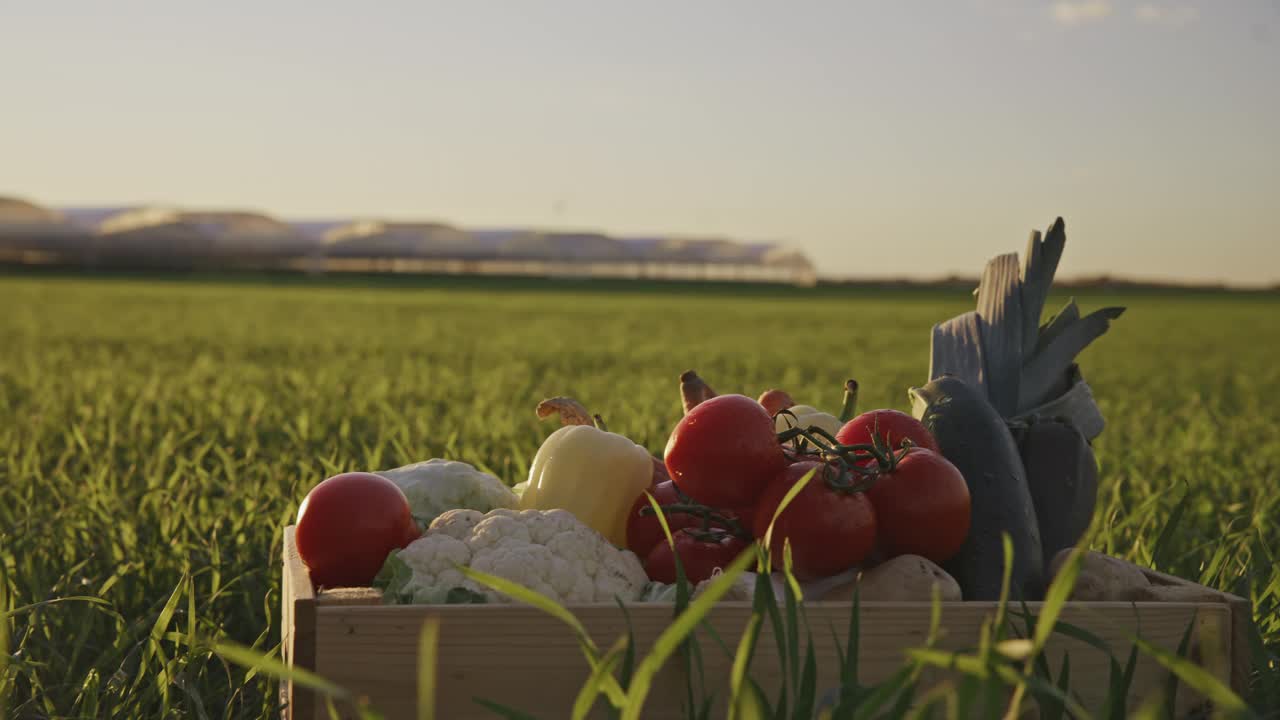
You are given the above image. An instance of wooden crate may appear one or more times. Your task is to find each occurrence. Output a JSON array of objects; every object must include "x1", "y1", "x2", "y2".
[{"x1": 280, "y1": 526, "x2": 1251, "y2": 719}]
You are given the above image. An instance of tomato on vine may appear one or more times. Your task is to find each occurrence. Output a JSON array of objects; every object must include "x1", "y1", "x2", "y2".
[
  {"x1": 836, "y1": 409, "x2": 940, "y2": 454},
  {"x1": 752, "y1": 460, "x2": 878, "y2": 581},
  {"x1": 624, "y1": 480, "x2": 746, "y2": 557},
  {"x1": 663, "y1": 394, "x2": 788, "y2": 508},
  {"x1": 865, "y1": 447, "x2": 970, "y2": 564},
  {"x1": 643, "y1": 528, "x2": 750, "y2": 584}
]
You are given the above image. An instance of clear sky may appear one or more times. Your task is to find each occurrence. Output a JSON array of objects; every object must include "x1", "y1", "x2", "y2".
[{"x1": 3, "y1": 1, "x2": 1278, "y2": 285}]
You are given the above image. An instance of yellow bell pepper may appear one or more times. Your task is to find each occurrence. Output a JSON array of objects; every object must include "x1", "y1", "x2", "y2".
[{"x1": 519, "y1": 424, "x2": 653, "y2": 546}]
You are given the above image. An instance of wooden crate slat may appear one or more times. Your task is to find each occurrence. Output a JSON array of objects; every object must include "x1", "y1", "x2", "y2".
[
  {"x1": 280, "y1": 525, "x2": 1245, "y2": 720},
  {"x1": 306, "y1": 601, "x2": 1228, "y2": 720}
]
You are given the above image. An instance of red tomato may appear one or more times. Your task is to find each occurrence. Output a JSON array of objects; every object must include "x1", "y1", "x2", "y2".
[
  {"x1": 295, "y1": 472, "x2": 418, "y2": 588},
  {"x1": 866, "y1": 448, "x2": 970, "y2": 564},
  {"x1": 664, "y1": 394, "x2": 788, "y2": 508},
  {"x1": 643, "y1": 529, "x2": 750, "y2": 584},
  {"x1": 752, "y1": 461, "x2": 877, "y2": 581},
  {"x1": 836, "y1": 409, "x2": 940, "y2": 454},
  {"x1": 625, "y1": 480, "x2": 700, "y2": 555},
  {"x1": 625, "y1": 480, "x2": 750, "y2": 557}
]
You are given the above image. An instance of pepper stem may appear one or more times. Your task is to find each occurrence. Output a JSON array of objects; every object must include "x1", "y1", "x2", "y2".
[
  {"x1": 839, "y1": 379, "x2": 859, "y2": 423},
  {"x1": 535, "y1": 397, "x2": 594, "y2": 426},
  {"x1": 679, "y1": 370, "x2": 717, "y2": 414}
]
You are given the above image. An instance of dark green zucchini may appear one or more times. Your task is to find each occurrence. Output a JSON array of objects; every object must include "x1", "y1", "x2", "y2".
[
  {"x1": 1014, "y1": 417, "x2": 1098, "y2": 571},
  {"x1": 911, "y1": 375, "x2": 1045, "y2": 601}
]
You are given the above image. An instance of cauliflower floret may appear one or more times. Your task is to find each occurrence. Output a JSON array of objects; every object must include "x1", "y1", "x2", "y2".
[
  {"x1": 377, "y1": 459, "x2": 519, "y2": 527},
  {"x1": 387, "y1": 507, "x2": 650, "y2": 605},
  {"x1": 427, "y1": 509, "x2": 488, "y2": 540}
]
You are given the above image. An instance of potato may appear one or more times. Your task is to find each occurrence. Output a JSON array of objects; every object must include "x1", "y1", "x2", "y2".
[
  {"x1": 1124, "y1": 584, "x2": 1227, "y2": 604},
  {"x1": 1048, "y1": 549, "x2": 1150, "y2": 601},
  {"x1": 821, "y1": 555, "x2": 962, "y2": 603}
]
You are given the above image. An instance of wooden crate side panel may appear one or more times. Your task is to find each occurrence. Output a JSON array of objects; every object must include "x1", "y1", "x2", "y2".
[
  {"x1": 311, "y1": 601, "x2": 1231, "y2": 720},
  {"x1": 1138, "y1": 564, "x2": 1255, "y2": 696},
  {"x1": 282, "y1": 526, "x2": 317, "y2": 720}
]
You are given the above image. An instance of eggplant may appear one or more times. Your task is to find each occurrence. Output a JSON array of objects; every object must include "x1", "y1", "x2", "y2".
[
  {"x1": 911, "y1": 375, "x2": 1045, "y2": 601},
  {"x1": 1014, "y1": 416, "x2": 1099, "y2": 571}
]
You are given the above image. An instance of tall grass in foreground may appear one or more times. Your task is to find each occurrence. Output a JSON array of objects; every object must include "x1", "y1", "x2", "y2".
[{"x1": 1, "y1": 274, "x2": 1278, "y2": 717}]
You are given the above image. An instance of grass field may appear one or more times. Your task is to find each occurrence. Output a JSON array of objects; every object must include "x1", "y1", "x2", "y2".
[{"x1": 1, "y1": 271, "x2": 1278, "y2": 718}]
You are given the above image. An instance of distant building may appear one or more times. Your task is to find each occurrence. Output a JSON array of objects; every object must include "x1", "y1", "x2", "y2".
[
  {"x1": 647, "y1": 237, "x2": 759, "y2": 264},
  {"x1": 323, "y1": 221, "x2": 476, "y2": 259},
  {"x1": 288, "y1": 220, "x2": 353, "y2": 245},
  {"x1": 497, "y1": 232, "x2": 630, "y2": 262},
  {"x1": 0, "y1": 196, "x2": 61, "y2": 226},
  {"x1": 59, "y1": 206, "x2": 145, "y2": 233},
  {"x1": 618, "y1": 235, "x2": 816, "y2": 284},
  {"x1": 5, "y1": 195, "x2": 819, "y2": 285},
  {"x1": 0, "y1": 197, "x2": 89, "y2": 260},
  {"x1": 56, "y1": 207, "x2": 310, "y2": 265}
]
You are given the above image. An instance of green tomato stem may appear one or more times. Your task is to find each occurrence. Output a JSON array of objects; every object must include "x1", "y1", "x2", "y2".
[{"x1": 638, "y1": 502, "x2": 753, "y2": 540}]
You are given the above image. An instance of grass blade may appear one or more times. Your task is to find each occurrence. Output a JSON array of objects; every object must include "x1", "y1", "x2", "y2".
[
  {"x1": 0, "y1": 595, "x2": 113, "y2": 619},
  {"x1": 615, "y1": 599, "x2": 638, "y2": 692},
  {"x1": 1020, "y1": 599, "x2": 1053, "y2": 671},
  {"x1": 458, "y1": 566, "x2": 595, "y2": 652},
  {"x1": 753, "y1": 555, "x2": 790, "y2": 709},
  {"x1": 0, "y1": 574, "x2": 8, "y2": 720},
  {"x1": 793, "y1": 635, "x2": 817, "y2": 720},
  {"x1": 1149, "y1": 484, "x2": 1191, "y2": 572},
  {"x1": 621, "y1": 544, "x2": 757, "y2": 720},
  {"x1": 884, "y1": 675, "x2": 919, "y2": 720},
  {"x1": 643, "y1": 489, "x2": 706, "y2": 719},
  {"x1": 754, "y1": 468, "x2": 816, "y2": 717},
  {"x1": 1161, "y1": 618, "x2": 1197, "y2": 720},
  {"x1": 1132, "y1": 636, "x2": 1249, "y2": 716},
  {"x1": 151, "y1": 574, "x2": 187, "y2": 646},
  {"x1": 850, "y1": 665, "x2": 917, "y2": 720},
  {"x1": 572, "y1": 637, "x2": 627, "y2": 720},
  {"x1": 745, "y1": 678, "x2": 776, "y2": 720},
  {"x1": 458, "y1": 566, "x2": 627, "y2": 708},
  {"x1": 993, "y1": 533, "x2": 1014, "y2": 636},
  {"x1": 1034, "y1": 544, "x2": 1084, "y2": 654},
  {"x1": 212, "y1": 639, "x2": 348, "y2": 699},
  {"x1": 729, "y1": 612, "x2": 764, "y2": 720},
  {"x1": 1106, "y1": 642, "x2": 1139, "y2": 720},
  {"x1": 783, "y1": 542, "x2": 802, "y2": 710},
  {"x1": 761, "y1": 468, "x2": 818, "y2": 573},
  {"x1": 846, "y1": 585, "x2": 861, "y2": 686},
  {"x1": 417, "y1": 617, "x2": 440, "y2": 720},
  {"x1": 472, "y1": 697, "x2": 545, "y2": 720},
  {"x1": 1042, "y1": 652, "x2": 1070, "y2": 720}
]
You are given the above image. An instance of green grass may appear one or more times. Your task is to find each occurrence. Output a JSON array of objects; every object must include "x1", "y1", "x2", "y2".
[{"x1": 0, "y1": 272, "x2": 1277, "y2": 718}]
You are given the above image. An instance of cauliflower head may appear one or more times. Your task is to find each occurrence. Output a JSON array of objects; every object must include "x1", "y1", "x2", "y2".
[
  {"x1": 376, "y1": 459, "x2": 518, "y2": 527},
  {"x1": 384, "y1": 508, "x2": 650, "y2": 605}
]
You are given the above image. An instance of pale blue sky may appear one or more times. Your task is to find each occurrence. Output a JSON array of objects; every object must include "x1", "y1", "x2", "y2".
[{"x1": 3, "y1": 1, "x2": 1278, "y2": 285}]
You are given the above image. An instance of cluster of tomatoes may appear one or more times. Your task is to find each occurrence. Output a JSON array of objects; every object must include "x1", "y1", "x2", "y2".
[{"x1": 625, "y1": 393, "x2": 972, "y2": 584}]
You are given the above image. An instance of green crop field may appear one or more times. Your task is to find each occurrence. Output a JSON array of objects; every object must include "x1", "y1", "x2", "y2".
[{"x1": 1, "y1": 271, "x2": 1278, "y2": 718}]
